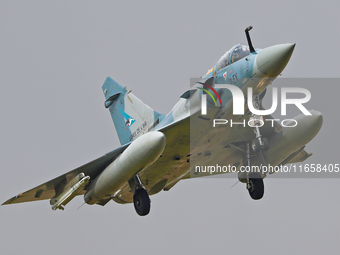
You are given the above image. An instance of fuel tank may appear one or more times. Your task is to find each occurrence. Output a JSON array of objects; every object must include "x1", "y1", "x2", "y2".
[
  {"x1": 84, "y1": 131, "x2": 166, "y2": 204},
  {"x1": 263, "y1": 110, "x2": 323, "y2": 166}
]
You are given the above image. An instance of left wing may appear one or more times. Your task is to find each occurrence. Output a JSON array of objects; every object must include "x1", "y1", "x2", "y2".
[{"x1": 2, "y1": 144, "x2": 129, "y2": 205}]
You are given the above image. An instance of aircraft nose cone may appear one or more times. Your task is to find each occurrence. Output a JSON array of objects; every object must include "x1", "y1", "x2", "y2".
[{"x1": 255, "y1": 43, "x2": 296, "y2": 77}]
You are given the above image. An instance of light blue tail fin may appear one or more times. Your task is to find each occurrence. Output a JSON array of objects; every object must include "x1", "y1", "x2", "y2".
[{"x1": 102, "y1": 77, "x2": 165, "y2": 145}]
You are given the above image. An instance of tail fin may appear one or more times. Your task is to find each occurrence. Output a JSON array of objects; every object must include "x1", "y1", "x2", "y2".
[{"x1": 102, "y1": 77, "x2": 165, "y2": 145}]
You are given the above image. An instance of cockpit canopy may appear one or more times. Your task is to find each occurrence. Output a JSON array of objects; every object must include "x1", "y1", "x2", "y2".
[{"x1": 217, "y1": 44, "x2": 250, "y2": 71}]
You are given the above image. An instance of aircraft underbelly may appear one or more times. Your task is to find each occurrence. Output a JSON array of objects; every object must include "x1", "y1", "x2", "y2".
[
  {"x1": 112, "y1": 110, "x2": 270, "y2": 203},
  {"x1": 111, "y1": 103, "x2": 320, "y2": 204}
]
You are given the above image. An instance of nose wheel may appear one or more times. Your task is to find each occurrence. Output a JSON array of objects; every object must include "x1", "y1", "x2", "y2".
[
  {"x1": 246, "y1": 173, "x2": 264, "y2": 200},
  {"x1": 243, "y1": 146, "x2": 265, "y2": 200}
]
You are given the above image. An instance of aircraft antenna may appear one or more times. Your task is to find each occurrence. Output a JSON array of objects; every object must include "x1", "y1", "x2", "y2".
[
  {"x1": 245, "y1": 26, "x2": 255, "y2": 53},
  {"x1": 231, "y1": 180, "x2": 240, "y2": 189},
  {"x1": 76, "y1": 201, "x2": 86, "y2": 210}
]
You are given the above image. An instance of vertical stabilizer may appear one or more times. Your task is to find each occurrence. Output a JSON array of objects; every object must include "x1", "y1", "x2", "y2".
[{"x1": 102, "y1": 77, "x2": 164, "y2": 145}]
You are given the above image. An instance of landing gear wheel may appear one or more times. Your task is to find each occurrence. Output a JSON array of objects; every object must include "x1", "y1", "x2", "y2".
[
  {"x1": 133, "y1": 188, "x2": 150, "y2": 216},
  {"x1": 262, "y1": 137, "x2": 269, "y2": 151},
  {"x1": 251, "y1": 139, "x2": 261, "y2": 152},
  {"x1": 247, "y1": 173, "x2": 264, "y2": 200}
]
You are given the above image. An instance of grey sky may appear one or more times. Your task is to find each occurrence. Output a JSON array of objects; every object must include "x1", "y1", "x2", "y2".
[{"x1": 1, "y1": 1, "x2": 339, "y2": 254}]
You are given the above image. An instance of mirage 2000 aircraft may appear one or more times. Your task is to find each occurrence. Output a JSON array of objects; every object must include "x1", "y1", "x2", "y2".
[{"x1": 3, "y1": 27, "x2": 322, "y2": 216}]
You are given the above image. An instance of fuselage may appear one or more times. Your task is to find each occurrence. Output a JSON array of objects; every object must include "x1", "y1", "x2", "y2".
[
  {"x1": 155, "y1": 43, "x2": 296, "y2": 131},
  {"x1": 86, "y1": 42, "x2": 322, "y2": 205}
]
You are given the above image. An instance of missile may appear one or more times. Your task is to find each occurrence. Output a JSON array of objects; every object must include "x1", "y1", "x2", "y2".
[
  {"x1": 84, "y1": 131, "x2": 166, "y2": 204},
  {"x1": 50, "y1": 173, "x2": 90, "y2": 211}
]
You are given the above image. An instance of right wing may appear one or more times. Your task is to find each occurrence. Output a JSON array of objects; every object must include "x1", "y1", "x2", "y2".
[{"x1": 2, "y1": 144, "x2": 129, "y2": 205}]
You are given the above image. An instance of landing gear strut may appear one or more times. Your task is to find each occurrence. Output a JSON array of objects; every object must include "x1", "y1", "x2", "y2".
[
  {"x1": 241, "y1": 115, "x2": 267, "y2": 200},
  {"x1": 248, "y1": 114, "x2": 269, "y2": 168},
  {"x1": 249, "y1": 115, "x2": 269, "y2": 153},
  {"x1": 241, "y1": 100, "x2": 267, "y2": 199},
  {"x1": 130, "y1": 175, "x2": 150, "y2": 216}
]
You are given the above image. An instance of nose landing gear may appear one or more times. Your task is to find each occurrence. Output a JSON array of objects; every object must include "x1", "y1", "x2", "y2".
[{"x1": 241, "y1": 114, "x2": 268, "y2": 200}]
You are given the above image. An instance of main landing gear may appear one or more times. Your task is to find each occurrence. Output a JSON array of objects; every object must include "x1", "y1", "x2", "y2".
[
  {"x1": 130, "y1": 175, "x2": 150, "y2": 216},
  {"x1": 133, "y1": 188, "x2": 150, "y2": 216}
]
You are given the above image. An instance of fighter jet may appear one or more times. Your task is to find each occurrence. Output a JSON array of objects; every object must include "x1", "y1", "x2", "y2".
[{"x1": 2, "y1": 26, "x2": 322, "y2": 216}]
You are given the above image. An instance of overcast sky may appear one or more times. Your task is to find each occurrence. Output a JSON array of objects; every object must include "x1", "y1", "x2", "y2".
[{"x1": 1, "y1": 1, "x2": 339, "y2": 254}]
